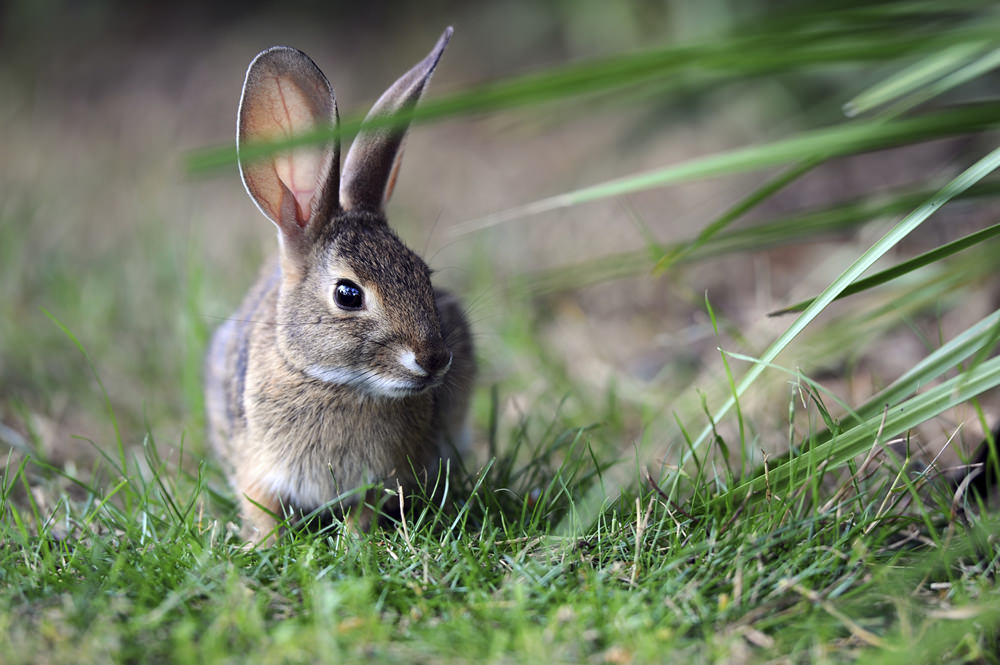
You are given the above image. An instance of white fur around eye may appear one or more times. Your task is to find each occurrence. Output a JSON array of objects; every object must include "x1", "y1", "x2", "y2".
[{"x1": 398, "y1": 349, "x2": 428, "y2": 377}]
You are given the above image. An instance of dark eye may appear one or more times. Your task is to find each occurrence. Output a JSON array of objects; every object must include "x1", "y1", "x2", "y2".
[{"x1": 333, "y1": 280, "x2": 364, "y2": 310}]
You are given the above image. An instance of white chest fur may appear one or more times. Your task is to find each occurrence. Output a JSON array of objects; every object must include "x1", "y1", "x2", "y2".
[{"x1": 244, "y1": 382, "x2": 434, "y2": 513}]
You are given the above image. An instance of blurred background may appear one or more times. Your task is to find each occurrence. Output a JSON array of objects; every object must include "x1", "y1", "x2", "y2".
[{"x1": 2, "y1": 0, "x2": 999, "y2": 487}]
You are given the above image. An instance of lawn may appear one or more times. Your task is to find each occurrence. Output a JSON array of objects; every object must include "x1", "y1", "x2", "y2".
[{"x1": 2, "y1": 1, "x2": 999, "y2": 663}]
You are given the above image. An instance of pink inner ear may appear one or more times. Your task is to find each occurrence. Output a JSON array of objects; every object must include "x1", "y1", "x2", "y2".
[
  {"x1": 273, "y1": 145, "x2": 323, "y2": 226},
  {"x1": 256, "y1": 75, "x2": 326, "y2": 228}
]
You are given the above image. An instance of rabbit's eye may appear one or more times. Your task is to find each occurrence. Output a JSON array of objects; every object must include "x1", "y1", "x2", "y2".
[{"x1": 333, "y1": 280, "x2": 365, "y2": 310}]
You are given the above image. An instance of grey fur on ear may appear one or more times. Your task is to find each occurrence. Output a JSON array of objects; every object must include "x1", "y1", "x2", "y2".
[
  {"x1": 238, "y1": 46, "x2": 341, "y2": 236},
  {"x1": 340, "y1": 27, "x2": 452, "y2": 212}
]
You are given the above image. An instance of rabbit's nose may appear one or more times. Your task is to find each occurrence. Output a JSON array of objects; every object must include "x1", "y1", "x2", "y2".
[{"x1": 417, "y1": 347, "x2": 453, "y2": 376}]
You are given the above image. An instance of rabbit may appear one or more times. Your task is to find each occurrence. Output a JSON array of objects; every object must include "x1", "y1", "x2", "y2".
[{"x1": 204, "y1": 27, "x2": 475, "y2": 543}]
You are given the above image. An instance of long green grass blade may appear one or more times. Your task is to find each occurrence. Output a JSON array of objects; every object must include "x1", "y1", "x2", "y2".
[
  {"x1": 883, "y1": 47, "x2": 1000, "y2": 116},
  {"x1": 719, "y1": 353, "x2": 1000, "y2": 502},
  {"x1": 770, "y1": 221, "x2": 1000, "y2": 315},
  {"x1": 675, "y1": 144, "x2": 1000, "y2": 472},
  {"x1": 519, "y1": 181, "x2": 1000, "y2": 296},
  {"x1": 452, "y1": 103, "x2": 1000, "y2": 234},
  {"x1": 653, "y1": 159, "x2": 822, "y2": 273},
  {"x1": 188, "y1": 10, "x2": 1000, "y2": 173},
  {"x1": 844, "y1": 40, "x2": 989, "y2": 116},
  {"x1": 688, "y1": 181, "x2": 1000, "y2": 256},
  {"x1": 734, "y1": 306, "x2": 1000, "y2": 467},
  {"x1": 852, "y1": 310, "x2": 1000, "y2": 424}
]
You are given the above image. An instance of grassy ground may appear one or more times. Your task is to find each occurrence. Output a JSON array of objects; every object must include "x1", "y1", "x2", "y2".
[
  {"x1": 2, "y1": 392, "x2": 998, "y2": 663},
  {"x1": 3, "y1": 2, "x2": 1000, "y2": 663}
]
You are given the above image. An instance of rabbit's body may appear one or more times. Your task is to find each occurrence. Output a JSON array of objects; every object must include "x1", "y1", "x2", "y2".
[{"x1": 205, "y1": 29, "x2": 474, "y2": 541}]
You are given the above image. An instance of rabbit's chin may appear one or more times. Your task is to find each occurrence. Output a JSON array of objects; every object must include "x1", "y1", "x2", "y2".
[{"x1": 304, "y1": 364, "x2": 442, "y2": 399}]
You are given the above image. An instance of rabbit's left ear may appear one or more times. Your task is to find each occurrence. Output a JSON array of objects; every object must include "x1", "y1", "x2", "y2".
[
  {"x1": 238, "y1": 47, "x2": 340, "y2": 239},
  {"x1": 340, "y1": 27, "x2": 452, "y2": 212}
]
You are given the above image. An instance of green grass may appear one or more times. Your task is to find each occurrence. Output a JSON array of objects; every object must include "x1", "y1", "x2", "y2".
[
  {"x1": 2, "y1": 400, "x2": 998, "y2": 663},
  {"x1": 4, "y1": 1, "x2": 1000, "y2": 663}
]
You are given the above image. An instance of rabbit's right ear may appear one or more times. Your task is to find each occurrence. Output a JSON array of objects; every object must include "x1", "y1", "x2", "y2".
[
  {"x1": 238, "y1": 47, "x2": 340, "y2": 245},
  {"x1": 340, "y1": 28, "x2": 452, "y2": 212}
]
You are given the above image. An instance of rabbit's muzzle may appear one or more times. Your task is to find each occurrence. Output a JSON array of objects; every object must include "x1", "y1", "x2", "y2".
[{"x1": 397, "y1": 346, "x2": 453, "y2": 392}]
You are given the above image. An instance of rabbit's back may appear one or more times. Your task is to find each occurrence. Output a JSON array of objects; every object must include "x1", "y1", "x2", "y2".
[{"x1": 204, "y1": 261, "x2": 281, "y2": 469}]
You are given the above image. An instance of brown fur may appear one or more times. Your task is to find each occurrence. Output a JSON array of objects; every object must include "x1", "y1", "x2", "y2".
[{"x1": 205, "y1": 28, "x2": 474, "y2": 542}]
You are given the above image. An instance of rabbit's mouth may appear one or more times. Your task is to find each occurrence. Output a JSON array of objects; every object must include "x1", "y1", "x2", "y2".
[{"x1": 303, "y1": 359, "x2": 449, "y2": 399}]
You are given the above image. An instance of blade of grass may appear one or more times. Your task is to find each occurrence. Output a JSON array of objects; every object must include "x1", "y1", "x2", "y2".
[
  {"x1": 853, "y1": 309, "x2": 1000, "y2": 424},
  {"x1": 883, "y1": 47, "x2": 1000, "y2": 117},
  {"x1": 688, "y1": 181, "x2": 1000, "y2": 257},
  {"x1": 717, "y1": 353, "x2": 1000, "y2": 503},
  {"x1": 188, "y1": 12, "x2": 1000, "y2": 173},
  {"x1": 769, "y1": 220, "x2": 1000, "y2": 315},
  {"x1": 654, "y1": 159, "x2": 822, "y2": 273},
  {"x1": 844, "y1": 40, "x2": 989, "y2": 116},
  {"x1": 451, "y1": 103, "x2": 1000, "y2": 234},
  {"x1": 519, "y1": 181, "x2": 1000, "y2": 296},
  {"x1": 674, "y1": 144, "x2": 1000, "y2": 476},
  {"x1": 735, "y1": 306, "x2": 999, "y2": 478}
]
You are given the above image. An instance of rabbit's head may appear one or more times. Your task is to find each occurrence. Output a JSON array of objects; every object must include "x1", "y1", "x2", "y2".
[{"x1": 237, "y1": 29, "x2": 454, "y2": 398}]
